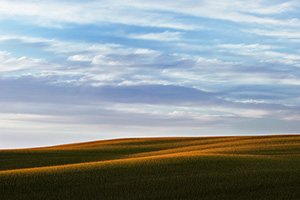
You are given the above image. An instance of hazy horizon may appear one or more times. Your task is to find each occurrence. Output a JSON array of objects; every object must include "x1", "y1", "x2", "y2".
[{"x1": 1, "y1": 0, "x2": 300, "y2": 148}]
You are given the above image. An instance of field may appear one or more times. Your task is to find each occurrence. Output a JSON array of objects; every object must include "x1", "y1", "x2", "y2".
[{"x1": 1, "y1": 135, "x2": 300, "y2": 200}]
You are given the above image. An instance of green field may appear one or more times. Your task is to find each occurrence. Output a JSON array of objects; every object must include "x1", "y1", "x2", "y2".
[{"x1": 1, "y1": 135, "x2": 300, "y2": 200}]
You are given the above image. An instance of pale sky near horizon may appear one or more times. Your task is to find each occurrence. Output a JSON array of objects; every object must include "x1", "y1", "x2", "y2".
[{"x1": 1, "y1": 0, "x2": 300, "y2": 148}]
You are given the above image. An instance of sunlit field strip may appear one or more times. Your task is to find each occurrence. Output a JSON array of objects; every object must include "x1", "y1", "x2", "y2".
[{"x1": 1, "y1": 135, "x2": 299, "y2": 174}]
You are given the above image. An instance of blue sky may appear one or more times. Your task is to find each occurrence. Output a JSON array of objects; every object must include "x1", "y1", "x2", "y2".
[{"x1": 1, "y1": 0, "x2": 300, "y2": 148}]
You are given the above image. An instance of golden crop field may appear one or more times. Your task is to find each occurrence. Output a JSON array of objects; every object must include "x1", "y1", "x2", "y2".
[{"x1": 1, "y1": 135, "x2": 300, "y2": 199}]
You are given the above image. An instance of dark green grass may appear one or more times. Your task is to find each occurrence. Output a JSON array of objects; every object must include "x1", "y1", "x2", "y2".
[
  {"x1": 1, "y1": 155, "x2": 300, "y2": 200},
  {"x1": 1, "y1": 135, "x2": 300, "y2": 200},
  {"x1": 0, "y1": 148, "x2": 156, "y2": 171}
]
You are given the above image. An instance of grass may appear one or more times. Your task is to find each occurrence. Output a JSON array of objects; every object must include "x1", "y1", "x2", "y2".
[{"x1": 0, "y1": 135, "x2": 300, "y2": 199}]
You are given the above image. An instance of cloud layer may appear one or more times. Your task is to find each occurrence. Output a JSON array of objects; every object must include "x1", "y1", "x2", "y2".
[{"x1": 0, "y1": 0, "x2": 300, "y2": 148}]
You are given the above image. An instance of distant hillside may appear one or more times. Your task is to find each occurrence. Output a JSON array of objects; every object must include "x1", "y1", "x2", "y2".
[{"x1": 1, "y1": 135, "x2": 300, "y2": 200}]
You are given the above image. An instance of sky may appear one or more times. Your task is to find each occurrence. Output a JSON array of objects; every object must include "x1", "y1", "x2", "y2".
[{"x1": 1, "y1": 0, "x2": 300, "y2": 148}]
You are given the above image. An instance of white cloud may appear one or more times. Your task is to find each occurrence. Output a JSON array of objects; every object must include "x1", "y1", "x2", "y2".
[
  {"x1": 0, "y1": 0, "x2": 196, "y2": 30},
  {"x1": 0, "y1": 35, "x2": 167, "y2": 85},
  {"x1": 218, "y1": 43, "x2": 274, "y2": 51},
  {"x1": 279, "y1": 79, "x2": 300, "y2": 86},
  {"x1": 215, "y1": 42, "x2": 300, "y2": 67},
  {"x1": 129, "y1": 31, "x2": 184, "y2": 41},
  {"x1": 250, "y1": 29, "x2": 300, "y2": 39},
  {"x1": 3, "y1": 34, "x2": 297, "y2": 93},
  {"x1": 0, "y1": 51, "x2": 48, "y2": 73},
  {"x1": 0, "y1": 0, "x2": 299, "y2": 31},
  {"x1": 67, "y1": 55, "x2": 92, "y2": 62},
  {"x1": 248, "y1": 1, "x2": 299, "y2": 15},
  {"x1": 120, "y1": 0, "x2": 300, "y2": 26}
]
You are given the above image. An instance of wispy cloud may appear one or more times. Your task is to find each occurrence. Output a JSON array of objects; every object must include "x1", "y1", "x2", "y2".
[
  {"x1": 218, "y1": 43, "x2": 274, "y2": 51},
  {"x1": 1, "y1": 0, "x2": 299, "y2": 29},
  {"x1": 0, "y1": 0, "x2": 196, "y2": 30},
  {"x1": 128, "y1": 31, "x2": 184, "y2": 41},
  {"x1": 250, "y1": 28, "x2": 300, "y2": 39},
  {"x1": 118, "y1": 0, "x2": 300, "y2": 26}
]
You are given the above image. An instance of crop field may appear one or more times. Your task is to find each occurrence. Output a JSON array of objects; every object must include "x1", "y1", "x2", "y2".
[{"x1": 1, "y1": 135, "x2": 300, "y2": 200}]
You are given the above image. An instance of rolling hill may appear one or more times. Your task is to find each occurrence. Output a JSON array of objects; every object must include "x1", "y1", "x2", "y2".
[{"x1": 1, "y1": 135, "x2": 300, "y2": 199}]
